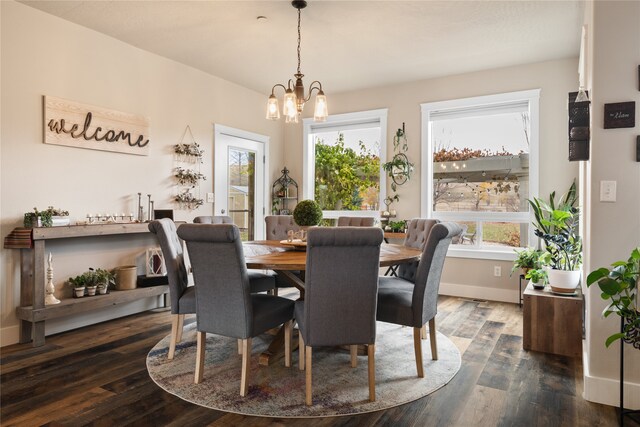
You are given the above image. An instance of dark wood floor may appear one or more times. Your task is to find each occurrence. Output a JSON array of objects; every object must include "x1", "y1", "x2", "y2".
[{"x1": 1, "y1": 296, "x2": 628, "y2": 426}]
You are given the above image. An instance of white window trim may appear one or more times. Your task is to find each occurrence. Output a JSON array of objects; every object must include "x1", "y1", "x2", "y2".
[
  {"x1": 420, "y1": 89, "x2": 540, "y2": 261},
  {"x1": 303, "y1": 109, "x2": 388, "y2": 219}
]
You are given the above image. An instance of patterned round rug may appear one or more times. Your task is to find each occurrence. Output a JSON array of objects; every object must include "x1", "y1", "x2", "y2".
[{"x1": 147, "y1": 322, "x2": 461, "y2": 418}]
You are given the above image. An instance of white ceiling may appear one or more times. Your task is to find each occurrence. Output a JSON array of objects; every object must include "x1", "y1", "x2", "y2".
[{"x1": 20, "y1": 1, "x2": 584, "y2": 95}]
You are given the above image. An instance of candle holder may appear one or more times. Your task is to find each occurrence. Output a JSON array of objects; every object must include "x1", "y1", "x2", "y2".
[{"x1": 44, "y1": 253, "x2": 60, "y2": 305}]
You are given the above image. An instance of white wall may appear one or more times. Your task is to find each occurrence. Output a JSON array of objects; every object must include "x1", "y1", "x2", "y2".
[
  {"x1": 0, "y1": 1, "x2": 284, "y2": 345},
  {"x1": 582, "y1": 0, "x2": 640, "y2": 409},
  {"x1": 284, "y1": 57, "x2": 580, "y2": 302}
]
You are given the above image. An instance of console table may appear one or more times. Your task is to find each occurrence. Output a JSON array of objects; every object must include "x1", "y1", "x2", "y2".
[
  {"x1": 4, "y1": 223, "x2": 169, "y2": 347},
  {"x1": 523, "y1": 283, "x2": 583, "y2": 358}
]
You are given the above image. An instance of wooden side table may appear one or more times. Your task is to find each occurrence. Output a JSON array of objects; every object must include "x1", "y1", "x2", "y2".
[{"x1": 523, "y1": 283, "x2": 583, "y2": 358}]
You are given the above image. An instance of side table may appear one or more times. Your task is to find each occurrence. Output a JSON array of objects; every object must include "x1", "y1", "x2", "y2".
[{"x1": 523, "y1": 283, "x2": 583, "y2": 358}]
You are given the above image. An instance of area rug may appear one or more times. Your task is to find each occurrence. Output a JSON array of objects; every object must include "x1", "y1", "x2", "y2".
[{"x1": 147, "y1": 322, "x2": 461, "y2": 418}]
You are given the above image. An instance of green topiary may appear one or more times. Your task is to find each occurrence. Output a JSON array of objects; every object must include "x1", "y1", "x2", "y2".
[{"x1": 293, "y1": 200, "x2": 323, "y2": 226}]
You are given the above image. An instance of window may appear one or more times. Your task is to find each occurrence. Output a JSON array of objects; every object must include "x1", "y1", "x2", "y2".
[
  {"x1": 421, "y1": 90, "x2": 540, "y2": 260},
  {"x1": 303, "y1": 109, "x2": 387, "y2": 220}
]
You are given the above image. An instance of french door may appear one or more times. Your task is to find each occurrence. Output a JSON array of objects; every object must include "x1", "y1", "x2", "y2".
[{"x1": 214, "y1": 125, "x2": 268, "y2": 241}]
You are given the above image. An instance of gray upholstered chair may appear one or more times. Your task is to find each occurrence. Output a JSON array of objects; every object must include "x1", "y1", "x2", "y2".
[
  {"x1": 336, "y1": 216, "x2": 376, "y2": 227},
  {"x1": 193, "y1": 215, "x2": 233, "y2": 224},
  {"x1": 376, "y1": 222, "x2": 461, "y2": 377},
  {"x1": 265, "y1": 215, "x2": 300, "y2": 240},
  {"x1": 194, "y1": 216, "x2": 276, "y2": 294},
  {"x1": 265, "y1": 215, "x2": 302, "y2": 294},
  {"x1": 295, "y1": 227, "x2": 383, "y2": 405},
  {"x1": 177, "y1": 224, "x2": 295, "y2": 396},
  {"x1": 148, "y1": 219, "x2": 194, "y2": 360},
  {"x1": 404, "y1": 218, "x2": 440, "y2": 250}
]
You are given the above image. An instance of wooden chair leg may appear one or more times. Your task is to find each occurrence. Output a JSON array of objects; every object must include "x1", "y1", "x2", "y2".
[
  {"x1": 413, "y1": 327, "x2": 424, "y2": 378},
  {"x1": 237, "y1": 339, "x2": 242, "y2": 355},
  {"x1": 305, "y1": 346, "x2": 312, "y2": 406},
  {"x1": 194, "y1": 331, "x2": 206, "y2": 383},
  {"x1": 176, "y1": 314, "x2": 185, "y2": 343},
  {"x1": 421, "y1": 323, "x2": 427, "y2": 340},
  {"x1": 168, "y1": 315, "x2": 180, "y2": 360},
  {"x1": 429, "y1": 318, "x2": 438, "y2": 360},
  {"x1": 284, "y1": 320, "x2": 292, "y2": 368},
  {"x1": 299, "y1": 332, "x2": 305, "y2": 371},
  {"x1": 240, "y1": 338, "x2": 252, "y2": 397},
  {"x1": 350, "y1": 345, "x2": 358, "y2": 368},
  {"x1": 368, "y1": 343, "x2": 376, "y2": 402}
]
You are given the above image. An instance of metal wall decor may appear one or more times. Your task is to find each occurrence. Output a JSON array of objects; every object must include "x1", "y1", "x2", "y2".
[
  {"x1": 604, "y1": 102, "x2": 635, "y2": 129},
  {"x1": 271, "y1": 167, "x2": 299, "y2": 215}
]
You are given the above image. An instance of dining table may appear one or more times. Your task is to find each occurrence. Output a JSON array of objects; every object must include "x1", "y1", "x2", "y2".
[{"x1": 243, "y1": 240, "x2": 422, "y2": 365}]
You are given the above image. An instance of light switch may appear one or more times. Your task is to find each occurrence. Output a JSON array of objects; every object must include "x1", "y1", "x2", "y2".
[
  {"x1": 600, "y1": 181, "x2": 616, "y2": 202},
  {"x1": 206, "y1": 192, "x2": 215, "y2": 203}
]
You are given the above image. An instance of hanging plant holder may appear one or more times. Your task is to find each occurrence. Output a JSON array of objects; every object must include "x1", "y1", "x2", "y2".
[
  {"x1": 174, "y1": 125, "x2": 204, "y2": 163},
  {"x1": 382, "y1": 123, "x2": 414, "y2": 192}
]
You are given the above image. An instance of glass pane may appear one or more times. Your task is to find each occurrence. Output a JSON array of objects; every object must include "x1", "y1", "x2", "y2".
[
  {"x1": 313, "y1": 128, "x2": 380, "y2": 211},
  {"x1": 228, "y1": 148, "x2": 255, "y2": 241},
  {"x1": 482, "y1": 222, "x2": 528, "y2": 248},
  {"x1": 451, "y1": 221, "x2": 477, "y2": 245},
  {"x1": 432, "y1": 112, "x2": 529, "y2": 213}
]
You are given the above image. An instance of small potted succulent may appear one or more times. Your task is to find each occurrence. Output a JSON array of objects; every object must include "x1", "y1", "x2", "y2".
[
  {"x1": 23, "y1": 206, "x2": 69, "y2": 228},
  {"x1": 293, "y1": 200, "x2": 323, "y2": 227},
  {"x1": 93, "y1": 268, "x2": 115, "y2": 295},
  {"x1": 68, "y1": 274, "x2": 88, "y2": 298}
]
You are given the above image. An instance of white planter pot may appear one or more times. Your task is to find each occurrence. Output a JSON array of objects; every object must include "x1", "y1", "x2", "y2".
[
  {"x1": 74, "y1": 287, "x2": 86, "y2": 298},
  {"x1": 547, "y1": 269, "x2": 581, "y2": 293}
]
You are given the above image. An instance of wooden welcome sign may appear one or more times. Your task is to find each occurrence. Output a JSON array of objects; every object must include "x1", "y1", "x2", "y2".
[{"x1": 44, "y1": 96, "x2": 150, "y2": 155}]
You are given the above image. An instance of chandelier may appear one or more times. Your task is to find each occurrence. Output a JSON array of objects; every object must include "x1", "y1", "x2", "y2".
[{"x1": 266, "y1": 0, "x2": 327, "y2": 123}]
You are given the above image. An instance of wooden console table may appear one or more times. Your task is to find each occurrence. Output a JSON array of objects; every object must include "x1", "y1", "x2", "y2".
[
  {"x1": 4, "y1": 223, "x2": 169, "y2": 347},
  {"x1": 523, "y1": 283, "x2": 583, "y2": 358}
]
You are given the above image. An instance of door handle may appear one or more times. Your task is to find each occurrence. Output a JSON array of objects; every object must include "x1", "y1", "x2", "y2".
[{"x1": 221, "y1": 209, "x2": 225, "y2": 214}]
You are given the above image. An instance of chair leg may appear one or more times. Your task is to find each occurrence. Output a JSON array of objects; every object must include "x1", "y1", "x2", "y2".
[
  {"x1": 299, "y1": 332, "x2": 305, "y2": 371},
  {"x1": 240, "y1": 338, "x2": 252, "y2": 397},
  {"x1": 284, "y1": 320, "x2": 292, "y2": 368},
  {"x1": 237, "y1": 339, "x2": 242, "y2": 355},
  {"x1": 168, "y1": 314, "x2": 180, "y2": 360},
  {"x1": 429, "y1": 318, "x2": 438, "y2": 360},
  {"x1": 194, "y1": 331, "x2": 206, "y2": 383},
  {"x1": 421, "y1": 323, "x2": 427, "y2": 340},
  {"x1": 305, "y1": 346, "x2": 313, "y2": 406},
  {"x1": 176, "y1": 314, "x2": 185, "y2": 342},
  {"x1": 368, "y1": 343, "x2": 376, "y2": 402},
  {"x1": 350, "y1": 345, "x2": 358, "y2": 368},
  {"x1": 413, "y1": 327, "x2": 424, "y2": 378}
]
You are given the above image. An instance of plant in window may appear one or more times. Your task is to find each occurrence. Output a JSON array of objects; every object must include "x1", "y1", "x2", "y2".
[
  {"x1": 383, "y1": 125, "x2": 414, "y2": 192},
  {"x1": 293, "y1": 200, "x2": 323, "y2": 226},
  {"x1": 315, "y1": 134, "x2": 379, "y2": 211},
  {"x1": 175, "y1": 167, "x2": 206, "y2": 187}
]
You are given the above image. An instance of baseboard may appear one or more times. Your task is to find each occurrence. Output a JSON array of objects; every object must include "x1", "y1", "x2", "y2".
[
  {"x1": 439, "y1": 282, "x2": 519, "y2": 304},
  {"x1": 0, "y1": 324, "x2": 21, "y2": 347},
  {"x1": 583, "y1": 348, "x2": 640, "y2": 409}
]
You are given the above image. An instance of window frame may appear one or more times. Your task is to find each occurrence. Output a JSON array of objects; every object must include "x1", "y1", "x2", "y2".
[
  {"x1": 420, "y1": 89, "x2": 540, "y2": 260},
  {"x1": 303, "y1": 109, "x2": 388, "y2": 220}
]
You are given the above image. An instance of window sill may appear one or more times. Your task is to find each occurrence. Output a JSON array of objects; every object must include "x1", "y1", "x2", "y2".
[{"x1": 447, "y1": 246, "x2": 517, "y2": 261}]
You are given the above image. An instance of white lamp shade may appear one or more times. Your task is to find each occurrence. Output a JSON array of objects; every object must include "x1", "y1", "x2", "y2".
[
  {"x1": 266, "y1": 95, "x2": 280, "y2": 120},
  {"x1": 313, "y1": 93, "x2": 328, "y2": 122}
]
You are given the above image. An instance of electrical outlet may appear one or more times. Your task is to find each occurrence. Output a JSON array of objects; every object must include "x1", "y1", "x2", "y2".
[
  {"x1": 206, "y1": 193, "x2": 214, "y2": 203},
  {"x1": 494, "y1": 266, "x2": 502, "y2": 277}
]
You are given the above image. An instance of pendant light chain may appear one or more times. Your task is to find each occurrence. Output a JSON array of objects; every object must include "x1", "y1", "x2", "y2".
[{"x1": 297, "y1": 7, "x2": 302, "y2": 75}]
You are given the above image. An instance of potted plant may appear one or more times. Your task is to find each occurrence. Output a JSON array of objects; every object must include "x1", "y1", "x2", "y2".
[
  {"x1": 510, "y1": 247, "x2": 543, "y2": 276},
  {"x1": 68, "y1": 274, "x2": 88, "y2": 298},
  {"x1": 388, "y1": 220, "x2": 407, "y2": 233},
  {"x1": 23, "y1": 206, "x2": 70, "y2": 228},
  {"x1": 93, "y1": 268, "x2": 115, "y2": 295},
  {"x1": 525, "y1": 268, "x2": 548, "y2": 290},
  {"x1": 528, "y1": 181, "x2": 582, "y2": 293},
  {"x1": 293, "y1": 200, "x2": 323, "y2": 227},
  {"x1": 586, "y1": 247, "x2": 640, "y2": 348}
]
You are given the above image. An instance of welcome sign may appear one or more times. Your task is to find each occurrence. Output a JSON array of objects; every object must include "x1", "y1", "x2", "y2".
[{"x1": 44, "y1": 96, "x2": 150, "y2": 155}]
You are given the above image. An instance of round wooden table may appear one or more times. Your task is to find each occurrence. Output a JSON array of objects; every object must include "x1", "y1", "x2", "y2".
[{"x1": 244, "y1": 240, "x2": 421, "y2": 290}]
